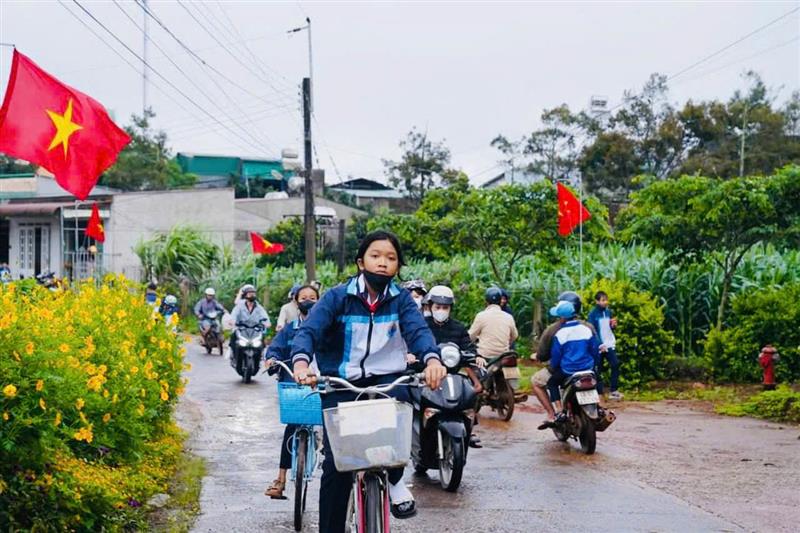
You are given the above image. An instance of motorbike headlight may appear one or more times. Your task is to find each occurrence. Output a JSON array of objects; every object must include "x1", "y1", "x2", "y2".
[
  {"x1": 237, "y1": 338, "x2": 248, "y2": 347},
  {"x1": 440, "y1": 345, "x2": 461, "y2": 369},
  {"x1": 252, "y1": 338, "x2": 263, "y2": 348}
]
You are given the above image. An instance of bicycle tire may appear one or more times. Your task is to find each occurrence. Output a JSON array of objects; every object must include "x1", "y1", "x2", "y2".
[
  {"x1": 294, "y1": 431, "x2": 308, "y2": 531},
  {"x1": 364, "y1": 474, "x2": 384, "y2": 533}
]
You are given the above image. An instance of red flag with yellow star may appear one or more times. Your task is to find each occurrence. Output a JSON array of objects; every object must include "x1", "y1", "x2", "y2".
[
  {"x1": 557, "y1": 182, "x2": 591, "y2": 237},
  {"x1": 85, "y1": 203, "x2": 105, "y2": 243},
  {"x1": 249, "y1": 232, "x2": 284, "y2": 255},
  {"x1": 0, "y1": 50, "x2": 130, "y2": 200}
]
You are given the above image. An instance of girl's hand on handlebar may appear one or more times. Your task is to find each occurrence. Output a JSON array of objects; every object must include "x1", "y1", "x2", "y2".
[
  {"x1": 293, "y1": 361, "x2": 318, "y2": 387},
  {"x1": 424, "y1": 359, "x2": 447, "y2": 390}
]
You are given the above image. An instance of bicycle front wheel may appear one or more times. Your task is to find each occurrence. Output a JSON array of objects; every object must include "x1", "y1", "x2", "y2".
[
  {"x1": 293, "y1": 431, "x2": 308, "y2": 531},
  {"x1": 364, "y1": 473, "x2": 385, "y2": 533}
]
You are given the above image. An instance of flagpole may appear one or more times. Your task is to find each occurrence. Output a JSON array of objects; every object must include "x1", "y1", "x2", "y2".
[
  {"x1": 579, "y1": 176, "x2": 584, "y2": 291},
  {"x1": 74, "y1": 200, "x2": 80, "y2": 281}
]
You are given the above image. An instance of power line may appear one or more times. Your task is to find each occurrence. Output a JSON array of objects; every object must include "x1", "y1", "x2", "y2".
[
  {"x1": 68, "y1": 0, "x2": 268, "y2": 155},
  {"x1": 56, "y1": 0, "x2": 255, "y2": 156},
  {"x1": 112, "y1": 0, "x2": 278, "y2": 153}
]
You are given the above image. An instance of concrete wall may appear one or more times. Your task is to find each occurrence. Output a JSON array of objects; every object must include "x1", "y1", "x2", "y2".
[{"x1": 106, "y1": 188, "x2": 235, "y2": 281}]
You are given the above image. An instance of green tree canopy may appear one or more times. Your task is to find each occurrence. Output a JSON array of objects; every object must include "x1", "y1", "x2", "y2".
[{"x1": 384, "y1": 128, "x2": 452, "y2": 203}]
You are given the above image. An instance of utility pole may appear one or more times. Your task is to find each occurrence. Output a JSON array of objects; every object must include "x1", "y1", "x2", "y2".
[
  {"x1": 303, "y1": 77, "x2": 316, "y2": 282},
  {"x1": 142, "y1": 0, "x2": 149, "y2": 114}
]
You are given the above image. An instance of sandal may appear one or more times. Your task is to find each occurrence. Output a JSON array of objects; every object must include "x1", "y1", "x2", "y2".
[{"x1": 265, "y1": 479, "x2": 287, "y2": 499}]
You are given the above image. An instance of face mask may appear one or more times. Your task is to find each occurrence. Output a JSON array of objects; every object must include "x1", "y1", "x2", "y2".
[
  {"x1": 246, "y1": 295, "x2": 256, "y2": 302},
  {"x1": 362, "y1": 270, "x2": 393, "y2": 293},
  {"x1": 412, "y1": 296, "x2": 423, "y2": 309},
  {"x1": 298, "y1": 300, "x2": 316, "y2": 316},
  {"x1": 432, "y1": 309, "x2": 450, "y2": 323},
  {"x1": 423, "y1": 310, "x2": 432, "y2": 318}
]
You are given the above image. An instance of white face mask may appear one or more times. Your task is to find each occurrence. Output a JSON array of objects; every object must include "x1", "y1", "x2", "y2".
[
  {"x1": 412, "y1": 296, "x2": 423, "y2": 309},
  {"x1": 432, "y1": 310, "x2": 450, "y2": 323},
  {"x1": 423, "y1": 310, "x2": 432, "y2": 318}
]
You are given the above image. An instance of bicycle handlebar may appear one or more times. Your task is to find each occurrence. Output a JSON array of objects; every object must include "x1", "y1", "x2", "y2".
[{"x1": 268, "y1": 360, "x2": 424, "y2": 394}]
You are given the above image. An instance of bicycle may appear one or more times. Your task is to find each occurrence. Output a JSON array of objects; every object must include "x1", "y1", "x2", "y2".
[
  {"x1": 272, "y1": 361, "x2": 323, "y2": 532},
  {"x1": 274, "y1": 361, "x2": 422, "y2": 533}
]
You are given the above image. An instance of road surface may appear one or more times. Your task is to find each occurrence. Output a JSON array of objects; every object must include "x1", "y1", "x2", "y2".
[{"x1": 177, "y1": 341, "x2": 799, "y2": 532}]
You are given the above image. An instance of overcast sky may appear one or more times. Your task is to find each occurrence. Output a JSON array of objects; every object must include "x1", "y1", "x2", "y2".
[{"x1": 1, "y1": 1, "x2": 798, "y2": 185}]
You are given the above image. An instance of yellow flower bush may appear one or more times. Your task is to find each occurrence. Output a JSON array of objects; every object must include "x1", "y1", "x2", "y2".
[{"x1": 0, "y1": 276, "x2": 186, "y2": 530}]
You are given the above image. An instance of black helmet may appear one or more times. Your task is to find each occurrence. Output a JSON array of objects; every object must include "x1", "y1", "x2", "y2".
[
  {"x1": 556, "y1": 291, "x2": 582, "y2": 315},
  {"x1": 485, "y1": 287, "x2": 503, "y2": 305}
]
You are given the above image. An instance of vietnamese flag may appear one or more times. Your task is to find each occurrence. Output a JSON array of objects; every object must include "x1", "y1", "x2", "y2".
[
  {"x1": 85, "y1": 203, "x2": 105, "y2": 243},
  {"x1": 557, "y1": 182, "x2": 591, "y2": 237},
  {"x1": 0, "y1": 50, "x2": 131, "y2": 200},
  {"x1": 249, "y1": 232, "x2": 284, "y2": 255}
]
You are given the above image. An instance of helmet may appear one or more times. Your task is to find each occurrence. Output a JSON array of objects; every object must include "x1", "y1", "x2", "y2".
[
  {"x1": 428, "y1": 285, "x2": 455, "y2": 306},
  {"x1": 165, "y1": 295, "x2": 178, "y2": 305},
  {"x1": 204, "y1": 287, "x2": 216, "y2": 296},
  {"x1": 556, "y1": 291, "x2": 582, "y2": 315},
  {"x1": 240, "y1": 284, "x2": 256, "y2": 295},
  {"x1": 402, "y1": 279, "x2": 427, "y2": 295},
  {"x1": 485, "y1": 287, "x2": 503, "y2": 305},
  {"x1": 288, "y1": 284, "x2": 302, "y2": 299},
  {"x1": 499, "y1": 288, "x2": 509, "y2": 298}
]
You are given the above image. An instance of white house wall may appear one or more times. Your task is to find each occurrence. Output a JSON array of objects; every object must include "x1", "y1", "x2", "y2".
[{"x1": 106, "y1": 188, "x2": 235, "y2": 281}]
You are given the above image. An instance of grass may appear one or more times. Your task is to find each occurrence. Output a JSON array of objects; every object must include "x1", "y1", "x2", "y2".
[{"x1": 148, "y1": 450, "x2": 207, "y2": 533}]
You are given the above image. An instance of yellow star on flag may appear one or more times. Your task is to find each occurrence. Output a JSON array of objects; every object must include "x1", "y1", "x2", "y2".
[{"x1": 46, "y1": 98, "x2": 83, "y2": 158}]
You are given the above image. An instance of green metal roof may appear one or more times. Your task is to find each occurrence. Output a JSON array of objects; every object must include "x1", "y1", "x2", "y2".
[
  {"x1": 175, "y1": 153, "x2": 293, "y2": 182},
  {"x1": 0, "y1": 172, "x2": 36, "y2": 179}
]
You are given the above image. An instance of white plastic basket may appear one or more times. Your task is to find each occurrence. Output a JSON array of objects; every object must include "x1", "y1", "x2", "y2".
[{"x1": 323, "y1": 399, "x2": 412, "y2": 472}]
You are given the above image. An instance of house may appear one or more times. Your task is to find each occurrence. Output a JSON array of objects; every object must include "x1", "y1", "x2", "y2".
[
  {"x1": 480, "y1": 169, "x2": 547, "y2": 189},
  {"x1": 175, "y1": 152, "x2": 291, "y2": 190},
  {"x1": 327, "y1": 177, "x2": 410, "y2": 212},
  {"x1": 0, "y1": 171, "x2": 234, "y2": 281}
]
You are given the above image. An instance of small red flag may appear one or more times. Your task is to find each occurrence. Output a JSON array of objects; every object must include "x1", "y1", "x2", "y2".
[
  {"x1": 557, "y1": 182, "x2": 591, "y2": 237},
  {"x1": 249, "y1": 232, "x2": 284, "y2": 255},
  {"x1": 85, "y1": 203, "x2": 105, "y2": 243},
  {"x1": 0, "y1": 50, "x2": 131, "y2": 200}
]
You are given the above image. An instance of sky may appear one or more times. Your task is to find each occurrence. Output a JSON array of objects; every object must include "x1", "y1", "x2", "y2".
[{"x1": 1, "y1": 1, "x2": 798, "y2": 186}]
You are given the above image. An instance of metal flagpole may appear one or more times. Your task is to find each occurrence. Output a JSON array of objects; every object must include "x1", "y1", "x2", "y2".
[
  {"x1": 74, "y1": 200, "x2": 80, "y2": 281},
  {"x1": 579, "y1": 176, "x2": 584, "y2": 290}
]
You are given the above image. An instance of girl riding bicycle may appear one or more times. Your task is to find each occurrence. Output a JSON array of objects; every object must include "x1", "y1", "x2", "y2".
[
  {"x1": 291, "y1": 230, "x2": 446, "y2": 533},
  {"x1": 264, "y1": 284, "x2": 320, "y2": 499}
]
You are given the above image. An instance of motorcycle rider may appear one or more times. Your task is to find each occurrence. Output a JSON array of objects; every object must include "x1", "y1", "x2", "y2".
[
  {"x1": 468, "y1": 287, "x2": 518, "y2": 363},
  {"x1": 532, "y1": 299, "x2": 600, "y2": 428},
  {"x1": 276, "y1": 284, "x2": 301, "y2": 332},
  {"x1": 230, "y1": 284, "x2": 271, "y2": 362},
  {"x1": 425, "y1": 284, "x2": 485, "y2": 448},
  {"x1": 194, "y1": 288, "x2": 227, "y2": 338},
  {"x1": 144, "y1": 282, "x2": 158, "y2": 307},
  {"x1": 402, "y1": 279, "x2": 428, "y2": 311},
  {"x1": 291, "y1": 230, "x2": 446, "y2": 531},
  {"x1": 264, "y1": 284, "x2": 320, "y2": 499}
]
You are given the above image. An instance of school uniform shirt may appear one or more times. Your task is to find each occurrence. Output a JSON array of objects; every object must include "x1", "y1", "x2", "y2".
[
  {"x1": 588, "y1": 306, "x2": 616, "y2": 349},
  {"x1": 291, "y1": 275, "x2": 440, "y2": 380},
  {"x1": 550, "y1": 320, "x2": 600, "y2": 374},
  {"x1": 468, "y1": 304, "x2": 518, "y2": 358}
]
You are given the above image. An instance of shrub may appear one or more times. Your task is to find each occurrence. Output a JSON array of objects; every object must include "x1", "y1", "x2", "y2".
[
  {"x1": 580, "y1": 279, "x2": 676, "y2": 387},
  {"x1": 0, "y1": 276, "x2": 187, "y2": 530},
  {"x1": 704, "y1": 282, "x2": 800, "y2": 383},
  {"x1": 717, "y1": 386, "x2": 800, "y2": 423}
]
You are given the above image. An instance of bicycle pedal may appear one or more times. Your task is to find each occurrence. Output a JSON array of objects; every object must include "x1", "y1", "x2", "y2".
[{"x1": 269, "y1": 495, "x2": 288, "y2": 500}]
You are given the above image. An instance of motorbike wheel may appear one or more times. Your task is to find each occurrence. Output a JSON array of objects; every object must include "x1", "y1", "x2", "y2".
[
  {"x1": 217, "y1": 334, "x2": 225, "y2": 356},
  {"x1": 204, "y1": 336, "x2": 212, "y2": 355},
  {"x1": 579, "y1": 412, "x2": 597, "y2": 455},
  {"x1": 494, "y1": 375, "x2": 515, "y2": 422},
  {"x1": 242, "y1": 356, "x2": 252, "y2": 384},
  {"x1": 438, "y1": 434, "x2": 465, "y2": 492},
  {"x1": 293, "y1": 431, "x2": 308, "y2": 532},
  {"x1": 552, "y1": 423, "x2": 569, "y2": 442},
  {"x1": 364, "y1": 473, "x2": 384, "y2": 533}
]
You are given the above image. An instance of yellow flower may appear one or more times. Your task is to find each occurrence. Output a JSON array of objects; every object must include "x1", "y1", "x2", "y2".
[
  {"x1": 3, "y1": 384, "x2": 16, "y2": 398},
  {"x1": 115, "y1": 309, "x2": 127, "y2": 319},
  {"x1": 75, "y1": 398, "x2": 85, "y2": 410},
  {"x1": 160, "y1": 390, "x2": 169, "y2": 401},
  {"x1": 39, "y1": 398, "x2": 46, "y2": 411},
  {"x1": 25, "y1": 342, "x2": 34, "y2": 355},
  {"x1": 130, "y1": 366, "x2": 139, "y2": 375},
  {"x1": 2, "y1": 412, "x2": 8, "y2": 421},
  {"x1": 35, "y1": 379, "x2": 44, "y2": 391},
  {"x1": 112, "y1": 393, "x2": 119, "y2": 404},
  {"x1": 59, "y1": 344, "x2": 70, "y2": 353},
  {"x1": 86, "y1": 374, "x2": 106, "y2": 392},
  {"x1": 54, "y1": 411, "x2": 62, "y2": 426},
  {"x1": 102, "y1": 389, "x2": 109, "y2": 398},
  {"x1": 137, "y1": 403, "x2": 145, "y2": 416},
  {"x1": 102, "y1": 413, "x2": 111, "y2": 423},
  {"x1": 73, "y1": 425, "x2": 93, "y2": 443}
]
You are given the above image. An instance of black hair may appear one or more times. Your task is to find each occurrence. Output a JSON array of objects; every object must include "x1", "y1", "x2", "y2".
[
  {"x1": 147, "y1": 282, "x2": 157, "y2": 290},
  {"x1": 355, "y1": 230, "x2": 406, "y2": 268},
  {"x1": 294, "y1": 284, "x2": 320, "y2": 302},
  {"x1": 595, "y1": 291, "x2": 608, "y2": 301}
]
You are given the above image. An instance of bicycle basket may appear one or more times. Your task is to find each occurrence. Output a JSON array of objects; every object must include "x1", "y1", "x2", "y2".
[
  {"x1": 278, "y1": 383, "x2": 323, "y2": 426},
  {"x1": 323, "y1": 399, "x2": 412, "y2": 472}
]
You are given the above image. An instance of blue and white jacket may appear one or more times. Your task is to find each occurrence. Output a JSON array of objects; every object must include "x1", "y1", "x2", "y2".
[
  {"x1": 550, "y1": 320, "x2": 600, "y2": 374},
  {"x1": 266, "y1": 318, "x2": 303, "y2": 383},
  {"x1": 291, "y1": 275, "x2": 440, "y2": 380}
]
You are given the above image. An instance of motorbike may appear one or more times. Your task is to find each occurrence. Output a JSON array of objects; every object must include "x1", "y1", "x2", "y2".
[
  {"x1": 551, "y1": 370, "x2": 615, "y2": 455},
  {"x1": 230, "y1": 323, "x2": 264, "y2": 383},
  {"x1": 200, "y1": 310, "x2": 225, "y2": 356},
  {"x1": 35, "y1": 271, "x2": 59, "y2": 291},
  {"x1": 476, "y1": 351, "x2": 528, "y2": 422},
  {"x1": 410, "y1": 343, "x2": 477, "y2": 492}
]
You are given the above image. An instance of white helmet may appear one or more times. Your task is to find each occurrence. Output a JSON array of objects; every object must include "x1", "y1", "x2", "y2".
[
  {"x1": 165, "y1": 295, "x2": 178, "y2": 305},
  {"x1": 428, "y1": 285, "x2": 455, "y2": 306},
  {"x1": 205, "y1": 287, "x2": 216, "y2": 296}
]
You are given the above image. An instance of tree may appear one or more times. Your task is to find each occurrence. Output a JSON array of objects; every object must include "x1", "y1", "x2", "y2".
[
  {"x1": 102, "y1": 108, "x2": 197, "y2": 190},
  {"x1": 0, "y1": 154, "x2": 34, "y2": 174},
  {"x1": 384, "y1": 128, "x2": 452, "y2": 203},
  {"x1": 617, "y1": 166, "x2": 800, "y2": 328}
]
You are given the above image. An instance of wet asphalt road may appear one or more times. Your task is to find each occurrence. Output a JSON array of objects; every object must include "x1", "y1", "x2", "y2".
[{"x1": 177, "y1": 341, "x2": 800, "y2": 532}]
